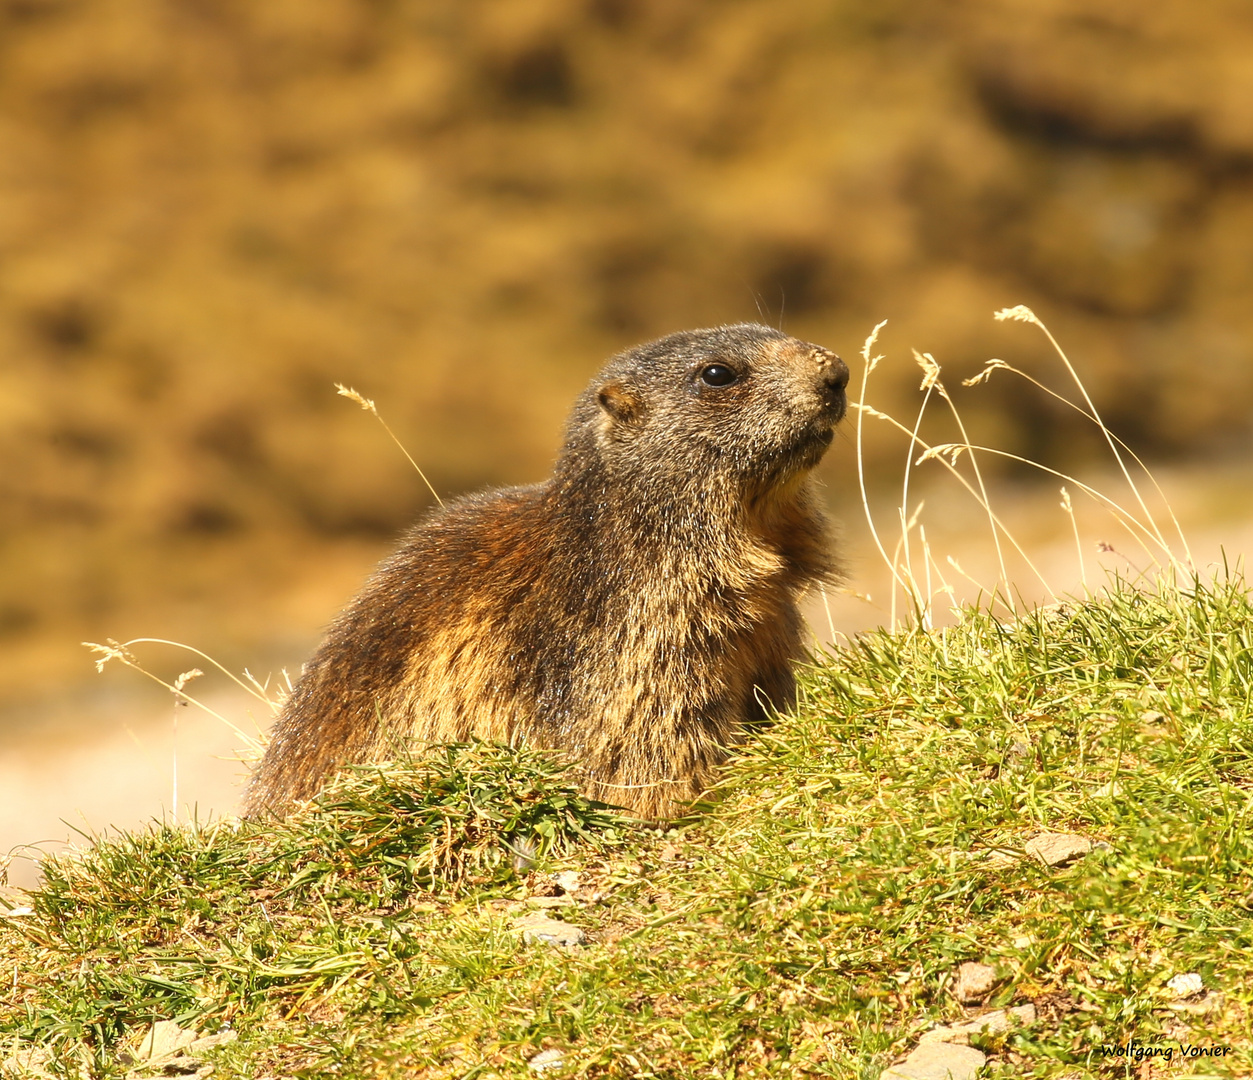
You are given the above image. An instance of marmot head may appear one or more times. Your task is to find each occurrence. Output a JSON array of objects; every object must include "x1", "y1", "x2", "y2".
[{"x1": 564, "y1": 324, "x2": 849, "y2": 495}]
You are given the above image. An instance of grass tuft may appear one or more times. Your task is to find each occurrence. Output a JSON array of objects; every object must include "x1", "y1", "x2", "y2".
[{"x1": 292, "y1": 742, "x2": 627, "y2": 892}]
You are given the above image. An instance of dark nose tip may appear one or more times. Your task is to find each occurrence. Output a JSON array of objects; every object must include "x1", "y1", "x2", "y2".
[
  {"x1": 816, "y1": 350, "x2": 849, "y2": 393},
  {"x1": 826, "y1": 354, "x2": 849, "y2": 393},
  {"x1": 812, "y1": 350, "x2": 849, "y2": 422}
]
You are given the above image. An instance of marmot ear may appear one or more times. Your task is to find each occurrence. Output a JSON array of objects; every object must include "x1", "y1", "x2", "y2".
[{"x1": 597, "y1": 380, "x2": 645, "y2": 424}]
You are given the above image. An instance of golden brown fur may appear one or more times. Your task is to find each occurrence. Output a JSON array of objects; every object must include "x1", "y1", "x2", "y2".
[{"x1": 244, "y1": 324, "x2": 848, "y2": 821}]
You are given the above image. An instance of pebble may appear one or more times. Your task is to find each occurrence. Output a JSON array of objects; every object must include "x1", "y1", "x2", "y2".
[
  {"x1": 1167, "y1": 972, "x2": 1204, "y2": 999},
  {"x1": 1024, "y1": 832, "x2": 1094, "y2": 867},
  {"x1": 117, "y1": 1020, "x2": 238, "y2": 1077},
  {"x1": 1168, "y1": 991, "x2": 1222, "y2": 1016},
  {"x1": 513, "y1": 912, "x2": 588, "y2": 948},
  {"x1": 553, "y1": 871, "x2": 582, "y2": 893},
  {"x1": 881, "y1": 1042, "x2": 985, "y2": 1080},
  {"x1": 1, "y1": 1046, "x2": 55, "y2": 1077},
  {"x1": 981, "y1": 848, "x2": 1019, "y2": 870},
  {"x1": 1165, "y1": 972, "x2": 1219, "y2": 1014},
  {"x1": 528, "y1": 1048, "x2": 565, "y2": 1072},
  {"x1": 920, "y1": 1004, "x2": 1036, "y2": 1044},
  {"x1": 137, "y1": 1019, "x2": 199, "y2": 1059},
  {"x1": 953, "y1": 962, "x2": 996, "y2": 1003}
]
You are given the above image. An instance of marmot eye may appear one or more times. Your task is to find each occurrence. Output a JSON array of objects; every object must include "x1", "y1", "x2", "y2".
[{"x1": 700, "y1": 364, "x2": 737, "y2": 387}]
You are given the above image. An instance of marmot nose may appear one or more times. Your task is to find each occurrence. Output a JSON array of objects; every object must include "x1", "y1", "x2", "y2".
[{"x1": 814, "y1": 349, "x2": 850, "y2": 393}]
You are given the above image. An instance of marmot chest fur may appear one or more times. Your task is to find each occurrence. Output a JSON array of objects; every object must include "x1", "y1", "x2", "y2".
[{"x1": 245, "y1": 324, "x2": 849, "y2": 821}]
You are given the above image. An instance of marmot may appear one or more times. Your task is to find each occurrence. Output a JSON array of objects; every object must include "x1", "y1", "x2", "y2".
[{"x1": 245, "y1": 324, "x2": 848, "y2": 821}]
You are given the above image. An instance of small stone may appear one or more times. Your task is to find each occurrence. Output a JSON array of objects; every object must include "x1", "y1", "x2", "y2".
[
  {"x1": 138, "y1": 1019, "x2": 199, "y2": 1061},
  {"x1": 1166, "y1": 972, "x2": 1204, "y2": 999},
  {"x1": 920, "y1": 1003, "x2": 1037, "y2": 1045},
  {"x1": 528, "y1": 1048, "x2": 565, "y2": 1072},
  {"x1": 132, "y1": 1022, "x2": 237, "y2": 1070},
  {"x1": 2, "y1": 906, "x2": 33, "y2": 918},
  {"x1": 880, "y1": 1042, "x2": 985, "y2": 1080},
  {"x1": 553, "y1": 871, "x2": 581, "y2": 893},
  {"x1": 186, "y1": 1030, "x2": 238, "y2": 1055},
  {"x1": 1169, "y1": 991, "x2": 1221, "y2": 1016},
  {"x1": 1, "y1": 1046, "x2": 54, "y2": 1078},
  {"x1": 1024, "y1": 832, "x2": 1093, "y2": 867},
  {"x1": 514, "y1": 912, "x2": 587, "y2": 948},
  {"x1": 953, "y1": 961, "x2": 996, "y2": 1003},
  {"x1": 982, "y1": 848, "x2": 1019, "y2": 870},
  {"x1": 919, "y1": 1023, "x2": 971, "y2": 1046}
]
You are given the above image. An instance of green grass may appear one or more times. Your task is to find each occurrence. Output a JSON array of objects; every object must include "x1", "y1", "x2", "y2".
[{"x1": 4, "y1": 572, "x2": 1253, "y2": 1078}]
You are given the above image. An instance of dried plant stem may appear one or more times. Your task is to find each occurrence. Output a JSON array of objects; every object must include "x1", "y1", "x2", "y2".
[
  {"x1": 918, "y1": 444, "x2": 1165, "y2": 566},
  {"x1": 855, "y1": 322, "x2": 915, "y2": 613},
  {"x1": 967, "y1": 356, "x2": 1192, "y2": 567},
  {"x1": 84, "y1": 639, "x2": 265, "y2": 751},
  {"x1": 918, "y1": 524, "x2": 935, "y2": 629},
  {"x1": 899, "y1": 370, "x2": 937, "y2": 623},
  {"x1": 922, "y1": 536, "x2": 957, "y2": 615},
  {"x1": 94, "y1": 638, "x2": 278, "y2": 710},
  {"x1": 944, "y1": 554, "x2": 993, "y2": 599},
  {"x1": 171, "y1": 700, "x2": 179, "y2": 822},
  {"x1": 995, "y1": 307, "x2": 1188, "y2": 569},
  {"x1": 853, "y1": 404, "x2": 1054, "y2": 597},
  {"x1": 1060, "y1": 486, "x2": 1087, "y2": 593},
  {"x1": 336, "y1": 383, "x2": 444, "y2": 508},
  {"x1": 919, "y1": 350, "x2": 1018, "y2": 612},
  {"x1": 818, "y1": 583, "x2": 837, "y2": 646}
]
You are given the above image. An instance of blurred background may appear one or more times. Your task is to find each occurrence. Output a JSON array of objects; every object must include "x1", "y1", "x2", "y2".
[{"x1": 4, "y1": 0, "x2": 1253, "y2": 886}]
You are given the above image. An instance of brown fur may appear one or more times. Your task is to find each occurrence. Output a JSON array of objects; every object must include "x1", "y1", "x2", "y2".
[{"x1": 244, "y1": 324, "x2": 849, "y2": 821}]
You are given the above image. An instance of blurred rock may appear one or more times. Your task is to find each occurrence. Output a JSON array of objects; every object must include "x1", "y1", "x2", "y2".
[
  {"x1": 920, "y1": 1003, "x2": 1036, "y2": 1044},
  {"x1": 513, "y1": 912, "x2": 587, "y2": 948},
  {"x1": 953, "y1": 961, "x2": 997, "y2": 1003},
  {"x1": 1166, "y1": 972, "x2": 1204, "y2": 999},
  {"x1": 1025, "y1": 832, "x2": 1094, "y2": 867},
  {"x1": 881, "y1": 1042, "x2": 986, "y2": 1080},
  {"x1": 528, "y1": 1048, "x2": 566, "y2": 1073}
]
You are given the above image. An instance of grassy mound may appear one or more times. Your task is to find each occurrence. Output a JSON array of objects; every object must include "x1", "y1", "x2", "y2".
[{"x1": 4, "y1": 576, "x2": 1252, "y2": 1078}]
